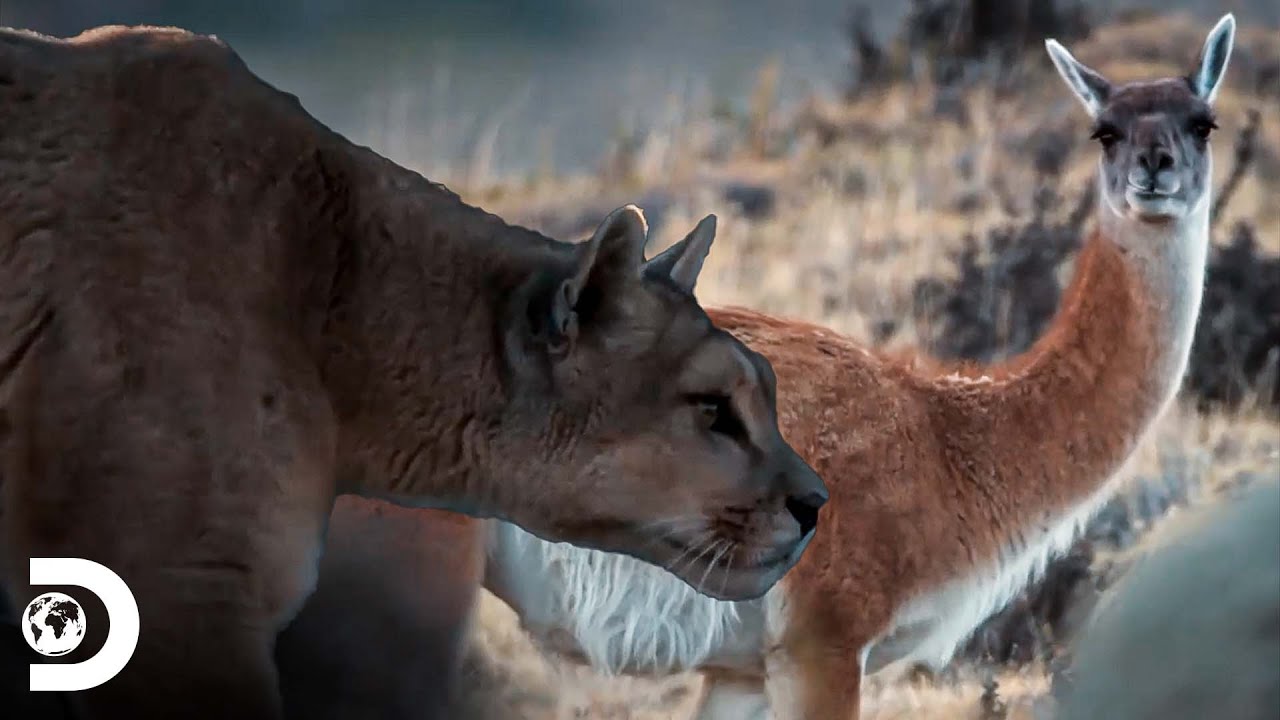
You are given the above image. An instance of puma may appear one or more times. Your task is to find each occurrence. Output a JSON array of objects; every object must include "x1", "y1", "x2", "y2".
[{"x1": 0, "y1": 25, "x2": 826, "y2": 719}]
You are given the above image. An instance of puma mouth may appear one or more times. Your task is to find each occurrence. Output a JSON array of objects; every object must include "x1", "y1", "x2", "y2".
[
  {"x1": 656, "y1": 535, "x2": 724, "y2": 568},
  {"x1": 648, "y1": 529, "x2": 805, "y2": 600},
  {"x1": 658, "y1": 535, "x2": 793, "y2": 571},
  {"x1": 659, "y1": 537, "x2": 769, "y2": 571},
  {"x1": 730, "y1": 542, "x2": 799, "y2": 572}
]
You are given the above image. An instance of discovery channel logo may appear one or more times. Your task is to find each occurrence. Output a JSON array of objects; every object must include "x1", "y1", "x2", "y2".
[{"x1": 21, "y1": 558, "x2": 139, "y2": 692}]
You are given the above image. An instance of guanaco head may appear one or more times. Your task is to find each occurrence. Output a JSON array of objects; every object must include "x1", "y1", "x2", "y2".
[
  {"x1": 497, "y1": 208, "x2": 827, "y2": 601},
  {"x1": 1045, "y1": 14, "x2": 1235, "y2": 224}
]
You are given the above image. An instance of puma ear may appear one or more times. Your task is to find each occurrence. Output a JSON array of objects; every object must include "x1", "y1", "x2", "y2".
[
  {"x1": 642, "y1": 214, "x2": 717, "y2": 294},
  {"x1": 546, "y1": 205, "x2": 649, "y2": 356},
  {"x1": 1045, "y1": 38, "x2": 1112, "y2": 118},
  {"x1": 546, "y1": 278, "x2": 579, "y2": 358}
]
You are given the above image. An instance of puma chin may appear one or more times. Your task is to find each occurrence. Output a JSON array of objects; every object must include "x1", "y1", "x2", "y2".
[
  {"x1": 646, "y1": 520, "x2": 816, "y2": 600},
  {"x1": 552, "y1": 435, "x2": 826, "y2": 602}
]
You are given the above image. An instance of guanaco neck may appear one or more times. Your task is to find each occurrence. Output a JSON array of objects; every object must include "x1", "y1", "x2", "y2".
[
  {"x1": 314, "y1": 152, "x2": 575, "y2": 514},
  {"x1": 1095, "y1": 194, "x2": 1211, "y2": 409},
  {"x1": 952, "y1": 187, "x2": 1210, "y2": 528}
]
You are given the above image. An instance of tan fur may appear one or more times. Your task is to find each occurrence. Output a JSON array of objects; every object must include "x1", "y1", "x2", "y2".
[
  {"x1": 0, "y1": 25, "x2": 825, "y2": 718},
  {"x1": 297, "y1": 15, "x2": 1236, "y2": 720},
  {"x1": 720, "y1": 231, "x2": 1156, "y2": 625},
  {"x1": 702, "y1": 237, "x2": 1162, "y2": 715},
  {"x1": 301, "y1": 220, "x2": 1185, "y2": 718}
]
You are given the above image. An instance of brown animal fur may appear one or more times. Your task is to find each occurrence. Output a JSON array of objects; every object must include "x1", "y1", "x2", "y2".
[
  {"x1": 501, "y1": 17, "x2": 1233, "y2": 720},
  {"x1": 0, "y1": 25, "x2": 826, "y2": 719},
  {"x1": 274, "y1": 194, "x2": 1198, "y2": 718},
  {"x1": 316, "y1": 14, "x2": 1236, "y2": 720},
  {"x1": 283, "y1": 221, "x2": 1183, "y2": 719},
  {"x1": 706, "y1": 239, "x2": 1163, "y2": 713}
]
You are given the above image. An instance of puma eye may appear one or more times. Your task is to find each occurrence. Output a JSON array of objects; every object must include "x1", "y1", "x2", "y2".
[
  {"x1": 688, "y1": 394, "x2": 745, "y2": 439},
  {"x1": 692, "y1": 394, "x2": 725, "y2": 425}
]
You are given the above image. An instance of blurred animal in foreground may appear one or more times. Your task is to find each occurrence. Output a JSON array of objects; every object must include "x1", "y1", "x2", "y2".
[{"x1": 1056, "y1": 479, "x2": 1280, "y2": 720}]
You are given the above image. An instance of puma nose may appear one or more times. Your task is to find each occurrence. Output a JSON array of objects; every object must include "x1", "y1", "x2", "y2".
[
  {"x1": 774, "y1": 446, "x2": 828, "y2": 537},
  {"x1": 785, "y1": 490, "x2": 827, "y2": 537}
]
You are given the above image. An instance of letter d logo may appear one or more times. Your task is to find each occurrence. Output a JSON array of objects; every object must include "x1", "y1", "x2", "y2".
[{"x1": 25, "y1": 558, "x2": 140, "y2": 692}]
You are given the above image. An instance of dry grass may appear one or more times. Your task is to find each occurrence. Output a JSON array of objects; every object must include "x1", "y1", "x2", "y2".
[{"x1": 397, "y1": 11, "x2": 1280, "y2": 719}]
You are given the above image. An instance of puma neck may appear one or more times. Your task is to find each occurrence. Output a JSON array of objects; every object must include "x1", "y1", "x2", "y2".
[{"x1": 315, "y1": 154, "x2": 575, "y2": 514}]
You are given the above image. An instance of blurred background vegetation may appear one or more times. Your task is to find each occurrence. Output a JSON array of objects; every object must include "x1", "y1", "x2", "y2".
[
  {"x1": 3, "y1": 0, "x2": 1275, "y2": 178},
  {"x1": 3, "y1": 2, "x2": 1276, "y2": 718}
]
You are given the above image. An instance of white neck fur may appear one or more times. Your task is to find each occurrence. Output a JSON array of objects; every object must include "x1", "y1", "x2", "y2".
[{"x1": 1098, "y1": 153, "x2": 1212, "y2": 419}]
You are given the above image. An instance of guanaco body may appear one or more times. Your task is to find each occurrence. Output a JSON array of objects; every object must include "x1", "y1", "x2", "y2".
[{"x1": 483, "y1": 14, "x2": 1237, "y2": 719}]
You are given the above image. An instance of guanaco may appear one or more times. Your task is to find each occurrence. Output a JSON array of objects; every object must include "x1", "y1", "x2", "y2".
[
  {"x1": 482, "y1": 13, "x2": 1237, "y2": 719},
  {"x1": 0, "y1": 25, "x2": 825, "y2": 719}
]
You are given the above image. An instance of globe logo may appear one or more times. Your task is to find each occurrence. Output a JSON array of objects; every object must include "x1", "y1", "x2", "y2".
[{"x1": 22, "y1": 592, "x2": 87, "y2": 657}]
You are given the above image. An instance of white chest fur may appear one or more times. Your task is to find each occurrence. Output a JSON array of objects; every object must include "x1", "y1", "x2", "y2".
[
  {"x1": 486, "y1": 521, "x2": 767, "y2": 676},
  {"x1": 866, "y1": 473, "x2": 1125, "y2": 675}
]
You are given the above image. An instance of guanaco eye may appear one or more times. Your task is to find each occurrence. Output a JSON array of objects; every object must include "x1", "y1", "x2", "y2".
[
  {"x1": 1190, "y1": 118, "x2": 1218, "y2": 141},
  {"x1": 689, "y1": 394, "x2": 745, "y2": 439},
  {"x1": 1090, "y1": 124, "x2": 1122, "y2": 148}
]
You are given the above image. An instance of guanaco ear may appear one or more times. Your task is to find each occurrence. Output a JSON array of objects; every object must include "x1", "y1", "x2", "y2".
[
  {"x1": 546, "y1": 205, "x2": 649, "y2": 356},
  {"x1": 1045, "y1": 38, "x2": 1112, "y2": 118},
  {"x1": 1191, "y1": 13, "x2": 1235, "y2": 104},
  {"x1": 642, "y1": 214, "x2": 717, "y2": 294}
]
